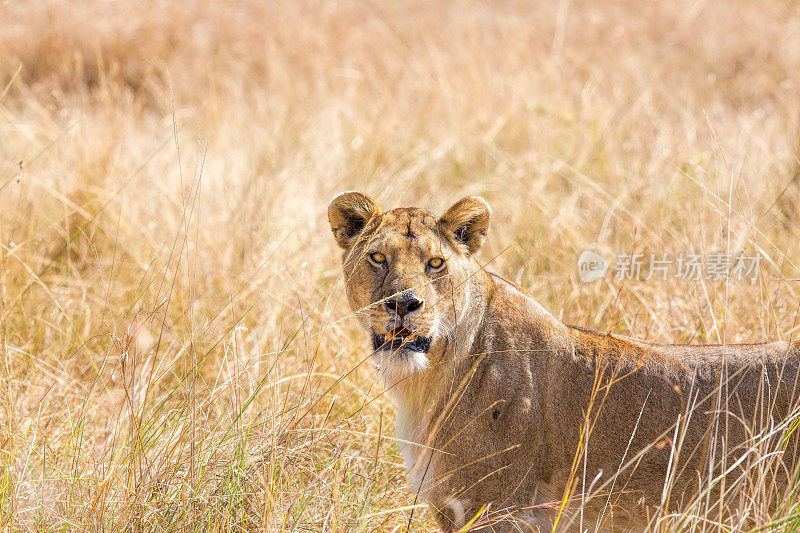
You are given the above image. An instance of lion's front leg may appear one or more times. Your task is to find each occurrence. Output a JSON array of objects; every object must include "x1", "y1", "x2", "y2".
[{"x1": 431, "y1": 499, "x2": 554, "y2": 533}]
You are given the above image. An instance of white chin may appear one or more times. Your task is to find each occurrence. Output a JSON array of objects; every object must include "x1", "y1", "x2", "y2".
[{"x1": 373, "y1": 349, "x2": 430, "y2": 382}]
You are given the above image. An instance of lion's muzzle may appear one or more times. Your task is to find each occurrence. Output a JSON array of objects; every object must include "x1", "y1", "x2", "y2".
[{"x1": 373, "y1": 329, "x2": 432, "y2": 352}]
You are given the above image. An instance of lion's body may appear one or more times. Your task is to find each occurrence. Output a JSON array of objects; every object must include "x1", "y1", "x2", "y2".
[
  {"x1": 400, "y1": 272, "x2": 800, "y2": 530},
  {"x1": 327, "y1": 192, "x2": 800, "y2": 531}
]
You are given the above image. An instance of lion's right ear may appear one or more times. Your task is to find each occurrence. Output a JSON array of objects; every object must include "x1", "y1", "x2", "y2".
[
  {"x1": 328, "y1": 191, "x2": 381, "y2": 249},
  {"x1": 438, "y1": 196, "x2": 492, "y2": 255}
]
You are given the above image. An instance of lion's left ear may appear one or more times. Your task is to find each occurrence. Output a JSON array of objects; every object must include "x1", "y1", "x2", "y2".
[
  {"x1": 438, "y1": 196, "x2": 492, "y2": 255},
  {"x1": 328, "y1": 191, "x2": 381, "y2": 249}
]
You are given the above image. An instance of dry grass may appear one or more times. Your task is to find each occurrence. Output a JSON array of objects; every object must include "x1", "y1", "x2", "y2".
[{"x1": 2, "y1": 0, "x2": 800, "y2": 530}]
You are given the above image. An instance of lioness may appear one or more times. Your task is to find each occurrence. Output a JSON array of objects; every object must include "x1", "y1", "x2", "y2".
[{"x1": 328, "y1": 191, "x2": 800, "y2": 532}]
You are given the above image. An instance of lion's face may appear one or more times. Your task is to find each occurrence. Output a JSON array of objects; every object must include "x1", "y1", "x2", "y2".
[
  {"x1": 329, "y1": 192, "x2": 491, "y2": 379},
  {"x1": 340, "y1": 208, "x2": 466, "y2": 377}
]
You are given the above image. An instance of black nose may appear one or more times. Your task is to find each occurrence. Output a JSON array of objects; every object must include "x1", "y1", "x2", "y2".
[{"x1": 385, "y1": 295, "x2": 423, "y2": 316}]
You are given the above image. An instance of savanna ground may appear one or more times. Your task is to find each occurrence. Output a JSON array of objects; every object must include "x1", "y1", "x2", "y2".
[{"x1": 2, "y1": 0, "x2": 800, "y2": 531}]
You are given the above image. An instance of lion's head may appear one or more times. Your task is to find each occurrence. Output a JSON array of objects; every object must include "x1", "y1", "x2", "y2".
[{"x1": 328, "y1": 192, "x2": 491, "y2": 381}]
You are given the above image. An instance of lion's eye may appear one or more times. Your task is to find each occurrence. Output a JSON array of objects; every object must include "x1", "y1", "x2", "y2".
[
  {"x1": 370, "y1": 252, "x2": 386, "y2": 264},
  {"x1": 427, "y1": 257, "x2": 445, "y2": 270}
]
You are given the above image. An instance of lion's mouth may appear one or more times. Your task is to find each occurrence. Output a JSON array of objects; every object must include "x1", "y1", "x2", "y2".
[{"x1": 372, "y1": 327, "x2": 431, "y2": 353}]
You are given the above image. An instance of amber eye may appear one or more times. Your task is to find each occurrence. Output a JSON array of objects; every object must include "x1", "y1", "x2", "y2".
[
  {"x1": 427, "y1": 257, "x2": 445, "y2": 270},
  {"x1": 370, "y1": 252, "x2": 386, "y2": 264}
]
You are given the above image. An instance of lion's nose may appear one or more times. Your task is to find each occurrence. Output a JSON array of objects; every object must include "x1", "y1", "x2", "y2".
[{"x1": 385, "y1": 294, "x2": 423, "y2": 317}]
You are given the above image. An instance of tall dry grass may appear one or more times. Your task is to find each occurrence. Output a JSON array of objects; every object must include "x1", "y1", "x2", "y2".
[{"x1": 2, "y1": 0, "x2": 800, "y2": 530}]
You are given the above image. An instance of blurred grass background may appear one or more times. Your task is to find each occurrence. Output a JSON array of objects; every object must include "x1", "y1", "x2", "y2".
[{"x1": 2, "y1": 0, "x2": 800, "y2": 530}]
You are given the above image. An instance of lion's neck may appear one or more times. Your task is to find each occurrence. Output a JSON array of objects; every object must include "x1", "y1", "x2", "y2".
[{"x1": 387, "y1": 266, "x2": 493, "y2": 456}]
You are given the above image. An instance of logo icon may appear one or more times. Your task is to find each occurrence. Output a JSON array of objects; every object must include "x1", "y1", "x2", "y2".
[{"x1": 578, "y1": 250, "x2": 609, "y2": 282}]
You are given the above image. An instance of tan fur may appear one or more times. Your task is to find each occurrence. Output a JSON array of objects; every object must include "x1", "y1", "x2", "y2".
[{"x1": 328, "y1": 192, "x2": 800, "y2": 532}]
